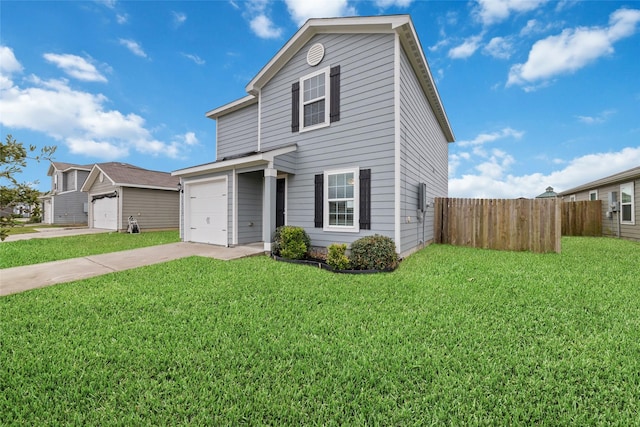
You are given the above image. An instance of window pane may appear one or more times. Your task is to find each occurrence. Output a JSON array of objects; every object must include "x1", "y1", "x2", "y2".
[
  {"x1": 303, "y1": 74, "x2": 325, "y2": 102},
  {"x1": 304, "y1": 100, "x2": 325, "y2": 126},
  {"x1": 622, "y1": 204, "x2": 632, "y2": 222},
  {"x1": 621, "y1": 191, "x2": 631, "y2": 203},
  {"x1": 329, "y1": 201, "x2": 354, "y2": 226}
]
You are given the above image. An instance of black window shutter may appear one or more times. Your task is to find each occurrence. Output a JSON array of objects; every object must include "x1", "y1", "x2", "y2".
[
  {"x1": 291, "y1": 82, "x2": 300, "y2": 132},
  {"x1": 314, "y1": 174, "x2": 324, "y2": 228},
  {"x1": 359, "y1": 169, "x2": 371, "y2": 230},
  {"x1": 330, "y1": 65, "x2": 340, "y2": 123}
]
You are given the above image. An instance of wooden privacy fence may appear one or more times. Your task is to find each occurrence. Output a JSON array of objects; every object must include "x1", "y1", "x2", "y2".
[
  {"x1": 562, "y1": 200, "x2": 602, "y2": 236},
  {"x1": 434, "y1": 198, "x2": 561, "y2": 253}
]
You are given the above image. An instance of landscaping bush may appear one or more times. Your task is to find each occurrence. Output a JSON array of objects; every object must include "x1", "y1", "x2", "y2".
[
  {"x1": 272, "y1": 226, "x2": 310, "y2": 260},
  {"x1": 349, "y1": 234, "x2": 398, "y2": 271},
  {"x1": 326, "y1": 243, "x2": 350, "y2": 270}
]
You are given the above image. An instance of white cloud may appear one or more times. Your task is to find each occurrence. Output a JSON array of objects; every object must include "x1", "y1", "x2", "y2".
[
  {"x1": 284, "y1": 0, "x2": 356, "y2": 26},
  {"x1": 0, "y1": 46, "x2": 23, "y2": 75},
  {"x1": 576, "y1": 109, "x2": 616, "y2": 125},
  {"x1": 0, "y1": 48, "x2": 191, "y2": 161},
  {"x1": 508, "y1": 8, "x2": 640, "y2": 87},
  {"x1": 483, "y1": 36, "x2": 513, "y2": 59},
  {"x1": 119, "y1": 39, "x2": 148, "y2": 58},
  {"x1": 116, "y1": 13, "x2": 128, "y2": 24},
  {"x1": 373, "y1": 0, "x2": 413, "y2": 7},
  {"x1": 474, "y1": 0, "x2": 548, "y2": 26},
  {"x1": 43, "y1": 53, "x2": 107, "y2": 83},
  {"x1": 457, "y1": 127, "x2": 524, "y2": 147},
  {"x1": 448, "y1": 34, "x2": 483, "y2": 59},
  {"x1": 182, "y1": 53, "x2": 205, "y2": 65},
  {"x1": 250, "y1": 14, "x2": 283, "y2": 39},
  {"x1": 172, "y1": 11, "x2": 187, "y2": 27},
  {"x1": 449, "y1": 146, "x2": 640, "y2": 198}
]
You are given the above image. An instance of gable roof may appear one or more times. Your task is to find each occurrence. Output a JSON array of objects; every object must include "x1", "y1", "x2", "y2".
[
  {"x1": 208, "y1": 14, "x2": 454, "y2": 142},
  {"x1": 559, "y1": 166, "x2": 640, "y2": 196},
  {"x1": 81, "y1": 162, "x2": 179, "y2": 192},
  {"x1": 47, "y1": 161, "x2": 93, "y2": 176}
]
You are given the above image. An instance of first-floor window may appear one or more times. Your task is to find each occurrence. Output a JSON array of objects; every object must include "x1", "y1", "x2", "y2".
[
  {"x1": 324, "y1": 168, "x2": 359, "y2": 232},
  {"x1": 589, "y1": 190, "x2": 597, "y2": 201},
  {"x1": 620, "y1": 182, "x2": 634, "y2": 224}
]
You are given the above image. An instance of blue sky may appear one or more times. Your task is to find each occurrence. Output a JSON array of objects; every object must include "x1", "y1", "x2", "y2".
[{"x1": 2, "y1": 0, "x2": 639, "y2": 198}]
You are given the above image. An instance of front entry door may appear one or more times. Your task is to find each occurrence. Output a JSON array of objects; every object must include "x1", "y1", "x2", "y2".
[{"x1": 276, "y1": 178, "x2": 285, "y2": 228}]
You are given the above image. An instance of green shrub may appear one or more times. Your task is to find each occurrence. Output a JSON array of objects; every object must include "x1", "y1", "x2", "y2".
[
  {"x1": 349, "y1": 234, "x2": 398, "y2": 271},
  {"x1": 326, "y1": 243, "x2": 350, "y2": 270},
  {"x1": 272, "y1": 226, "x2": 310, "y2": 260}
]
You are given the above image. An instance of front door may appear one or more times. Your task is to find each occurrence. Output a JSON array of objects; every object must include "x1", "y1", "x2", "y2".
[{"x1": 276, "y1": 178, "x2": 285, "y2": 228}]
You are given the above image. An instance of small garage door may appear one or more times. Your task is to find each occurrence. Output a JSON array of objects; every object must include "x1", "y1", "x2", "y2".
[
  {"x1": 187, "y1": 179, "x2": 228, "y2": 246},
  {"x1": 93, "y1": 197, "x2": 118, "y2": 230}
]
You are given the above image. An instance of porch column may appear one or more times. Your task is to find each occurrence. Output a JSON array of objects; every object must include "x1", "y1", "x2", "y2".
[{"x1": 262, "y1": 168, "x2": 277, "y2": 252}]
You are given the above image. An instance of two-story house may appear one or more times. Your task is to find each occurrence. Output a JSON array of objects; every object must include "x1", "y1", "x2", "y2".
[
  {"x1": 172, "y1": 15, "x2": 455, "y2": 257},
  {"x1": 40, "y1": 161, "x2": 93, "y2": 225}
]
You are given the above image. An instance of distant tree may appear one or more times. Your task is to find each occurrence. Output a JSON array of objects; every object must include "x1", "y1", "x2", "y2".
[{"x1": 1, "y1": 134, "x2": 56, "y2": 240}]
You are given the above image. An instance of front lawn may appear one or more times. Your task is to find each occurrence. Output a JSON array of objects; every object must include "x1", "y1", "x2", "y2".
[
  {"x1": 0, "y1": 230, "x2": 180, "y2": 269},
  {"x1": 1, "y1": 237, "x2": 639, "y2": 424}
]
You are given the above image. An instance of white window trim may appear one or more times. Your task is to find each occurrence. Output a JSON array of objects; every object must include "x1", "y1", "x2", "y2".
[
  {"x1": 299, "y1": 66, "x2": 330, "y2": 133},
  {"x1": 569, "y1": 195, "x2": 576, "y2": 202},
  {"x1": 620, "y1": 182, "x2": 635, "y2": 225},
  {"x1": 589, "y1": 190, "x2": 598, "y2": 201},
  {"x1": 323, "y1": 167, "x2": 359, "y2": 233}
]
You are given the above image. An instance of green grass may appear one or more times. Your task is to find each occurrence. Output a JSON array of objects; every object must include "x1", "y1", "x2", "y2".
[
  {"x1": 1, "y1": 237, "x2": 639, "y2": 425},
  {"x1": 0, "y1": 230, "x2": 180, "y2": 268}
]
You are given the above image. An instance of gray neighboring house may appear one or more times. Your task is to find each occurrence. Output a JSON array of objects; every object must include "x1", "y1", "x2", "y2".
[
  {"x1": 81, "y1": 162, "x2": 180, "y2": 232},
  {"x1": 41, "y1": 161, "x2": 93, "y2": 225},
  {"x1": 559, "y1": 166, "x2": 640, "y2": 241},
  {"x1": 173, "y1": 15, "x2": 455, "y2": 257}
]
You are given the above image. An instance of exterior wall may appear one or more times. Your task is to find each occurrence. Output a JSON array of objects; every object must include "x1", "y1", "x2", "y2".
[
  {"x1": 120, "y1": 187, "x2": 179, "y2": 231},
  {"x1": 260, "y1": 32, "x2": 398, "y2": 248},
  {"x1": 237, "y1": 171, "x2": 263, "y2": 243},
  {"x1": 398, "y1": 45, "x2": 449, "y2": 256},
  {"x1": 566, "y1": 177, "x2": 640, "y2": 241},
  {"x1": 49, "y1": 169, "x2": 90, "y2": 225},
  {"x1": 216, "y1": 103, "x2": 259, "y2": 160}
]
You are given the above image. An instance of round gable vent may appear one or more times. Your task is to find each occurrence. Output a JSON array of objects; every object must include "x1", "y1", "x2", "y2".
[{"x1": 306, "y1": 43, "x2": 325, "y2": 66}]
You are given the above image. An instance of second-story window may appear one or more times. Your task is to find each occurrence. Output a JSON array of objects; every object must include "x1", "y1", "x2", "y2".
[
  {"x1": 292, "y1": 65, "x2": 340, "y2": 133},
  {"x1": 300, "y1": 67, "x2": 330, "y2": 132}
]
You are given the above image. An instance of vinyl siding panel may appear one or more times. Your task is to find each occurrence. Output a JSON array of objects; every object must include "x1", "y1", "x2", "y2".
[
  {"x1": 50, "y1": 170, "x2": 90, "y2": 225},
  {"x1": 237, "y1": 171, "x2": 263, "y2": 243},
  {"x1": 216, "y1": 103, "x2": 259, "y2": 160},
  {"x1": 120, "y1": 187, "x2": 179, "y2": 231},
  {"x1": 260, "y1": 32, "x2": 397, "y2": 248},
  {"x1": 398, "y1": 44, "x2": 449, "y2": 255},
  {"x1": 570, "y1": 178, "x2": 640, "y2": 241}
]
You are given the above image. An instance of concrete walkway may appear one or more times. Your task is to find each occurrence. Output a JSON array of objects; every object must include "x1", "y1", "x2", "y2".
[
  {"x1": 1, "y1": 242, "x2": 265, "y2": 297},
  {"x1": 3, "y1": 227, "x2": 111, "y2": 242}
]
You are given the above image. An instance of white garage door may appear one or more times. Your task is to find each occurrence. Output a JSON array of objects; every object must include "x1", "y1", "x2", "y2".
[
  {"x1": 93, "y1": 197, "x2": 118, "y2": 230},
  {"x1": 187, "y1": 179, "x2": 228, "y2": 246}
]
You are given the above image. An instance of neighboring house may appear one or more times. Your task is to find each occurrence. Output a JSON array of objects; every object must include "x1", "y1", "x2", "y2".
[
  {"x1": 535, "y1": 186, "x2": 558, "y2": 199},
  {"x1": 172, "y1": 15, "x2": 455, "y2": 257},
  {"x1": 559, "y1": 166, "x2": 640, "y2": 241},
  {"x1": 40, "y1": 161, "x2": 93, "y2": 225},
  {"x1": 81, "y1": 162, "x2": 180, "y2": 231}
]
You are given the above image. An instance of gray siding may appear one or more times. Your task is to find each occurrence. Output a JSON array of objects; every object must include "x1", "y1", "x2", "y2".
[
  {"x1": 570, "y1": 178, "x2": 640, "y2": 241},
  {"x1": 216, "y1": 103, "x2": 259, "y2": 160},
  {"x1": 120, "y1": 187, "x2": 179, "y2": 231},
  {"x1": 260, "y1": 32, "x2": 398, "y2": 248},
  {"x1": 50, "y1": 169, "x2": 90, "y2": 225},
  {"x1": 237, "y1": 171, "x2": 263, "y2": 243},
  {"x1": 398, "y1": 45, "x2": 449, "y2": 255}
]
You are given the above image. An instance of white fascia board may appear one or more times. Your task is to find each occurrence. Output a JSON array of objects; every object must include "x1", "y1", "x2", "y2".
[
  {"x1": 172, "y1": 145, "x2": 297, "y2": 178},
  {"x1": 111, "y1": 184, "x2": 179, "y2": 192},
  {"x1": 397, "y1": 20, "x2": 455, "y2": 142},
  {"x1": 205, "y1": 95, "x2": 257, "y2": 119}
]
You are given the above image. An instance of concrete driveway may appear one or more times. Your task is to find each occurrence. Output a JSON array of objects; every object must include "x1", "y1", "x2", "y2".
[
  {"x1": 3, "y1": 226, "x2": 111, "y2": 242},
  {"x1": 1, "y1": 228, "x2": 265, "y2": 296}
]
